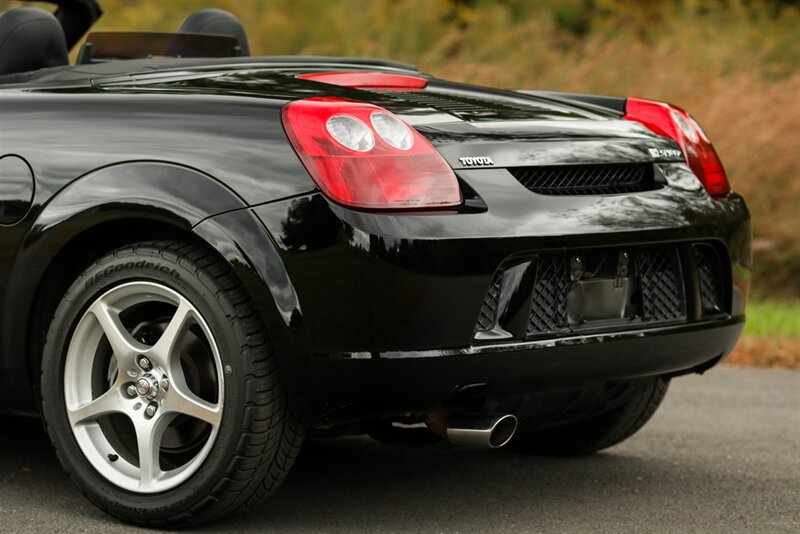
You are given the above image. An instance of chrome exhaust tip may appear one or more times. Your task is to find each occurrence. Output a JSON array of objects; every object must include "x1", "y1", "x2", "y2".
[{"x1": 445, "y1": 414, "x2": 518, "y2": 449}]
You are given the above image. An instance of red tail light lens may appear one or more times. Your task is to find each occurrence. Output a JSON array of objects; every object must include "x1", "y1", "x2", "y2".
[
  {"x1": 624, "y1": 97, "x2": 730, "y2": 199},
  {"x1": 282, "y1": 98, "x2": 462, "y2": 210},
  {"x1": 296, "y1": 72, "x2": 428, "y2": 90}
]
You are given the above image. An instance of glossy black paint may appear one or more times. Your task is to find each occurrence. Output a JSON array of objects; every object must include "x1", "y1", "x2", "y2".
[
  {"x1": 251, "y1": 180, "x2": 750, "y2": 354},
  {"x1": 0, "y1": 61, "x2": 750, "y2": 423},
  {"x1": 0, "y1": 155, "x2": 35, "y2": 224}
]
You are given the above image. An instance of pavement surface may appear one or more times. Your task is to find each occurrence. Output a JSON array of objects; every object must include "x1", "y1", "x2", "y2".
[{"x1": 1, "y1": 367, "x2": 798, "y2": 533}]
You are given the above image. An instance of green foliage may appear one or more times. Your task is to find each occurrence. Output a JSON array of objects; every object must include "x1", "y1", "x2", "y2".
[
  {"x1": 744, "y1": 300, "x2": 800, "y2": 338},
  {"x1": 15, "y1": 0, "x2": 797, "y2": 74}
]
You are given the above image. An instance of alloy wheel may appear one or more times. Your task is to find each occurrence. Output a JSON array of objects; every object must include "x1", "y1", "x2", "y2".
[{"x1": 63, "y1": 281, "x2": 224, "y2": 493}]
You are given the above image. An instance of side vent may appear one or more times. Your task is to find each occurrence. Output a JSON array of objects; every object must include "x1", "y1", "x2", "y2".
[
  {"x1": 693, "y1": 244, "x2": 725, "y2": 315},
  {"x1": 475, "y1": 270, "x2": 504, "y2": 332}
]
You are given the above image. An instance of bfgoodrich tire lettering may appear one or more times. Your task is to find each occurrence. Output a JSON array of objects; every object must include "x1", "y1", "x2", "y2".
[{"x1": 40, "y1": 241, "x2": 303, "y2": 527}]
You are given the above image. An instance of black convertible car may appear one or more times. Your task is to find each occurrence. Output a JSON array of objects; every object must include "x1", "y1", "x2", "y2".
[{"x1": 0, "y1": 1, "x2": 750, "y2": 527}]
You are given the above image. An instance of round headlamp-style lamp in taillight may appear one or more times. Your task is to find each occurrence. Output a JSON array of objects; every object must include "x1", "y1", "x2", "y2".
[
  {"x1": 282, "y1": 98, "x2": 462, "y2": 210},
  {"x1": 325, "y1": 115, "x2": 375, "y2": 152},
  {"x1": 370, "y1": 112, "x2": 413, "y2": 151}
]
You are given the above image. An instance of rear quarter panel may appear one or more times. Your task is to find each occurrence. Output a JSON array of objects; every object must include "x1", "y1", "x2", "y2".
[{"x1": 0, "y1": 87, "x2": 315, "y2": 412}]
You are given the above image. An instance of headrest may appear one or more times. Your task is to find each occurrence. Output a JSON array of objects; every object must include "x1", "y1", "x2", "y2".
[
  {"x1": 0, "y1": 7, "x2": 69, "y2": 75},
  {"x1": 177, "y1": 9, "x2": 249, "y2": 57}
]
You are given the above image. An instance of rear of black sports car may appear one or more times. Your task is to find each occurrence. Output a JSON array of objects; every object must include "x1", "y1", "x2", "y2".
[
  {"x1": 0, "y1": 5, "x2": 751, "y2": 526},
  {"x1": 250, "y1": 73, "x2": 751, "y2": 430}
]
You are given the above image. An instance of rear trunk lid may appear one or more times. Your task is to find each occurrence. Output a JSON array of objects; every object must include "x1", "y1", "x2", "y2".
[{"x1": 348, "y1": 81, "x2": 681, "y2": 170}]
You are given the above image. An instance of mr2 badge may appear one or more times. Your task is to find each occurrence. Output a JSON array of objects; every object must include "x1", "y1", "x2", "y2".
[
  {"x1": 458, "y1": 156, "x2": 495, "y2": 167},
  {"x1": 648, "y1": 148, "x2": 683, "y2": 159}
]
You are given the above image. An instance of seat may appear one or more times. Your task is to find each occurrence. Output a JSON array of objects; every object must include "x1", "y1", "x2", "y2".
[
  {"x1": 0, "y1": 7, "x2": 69, "y2": 76},
  {"x1": 177, "y1": 8, "x2": 250, "y2": 57}
]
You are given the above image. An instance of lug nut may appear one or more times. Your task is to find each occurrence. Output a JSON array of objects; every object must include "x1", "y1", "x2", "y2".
[
  {"x1": 145, "y1": 404, "x2": 157, "y2": 417},
  {"x1": 138, "y1": 356, "x2": 152, "y2": 370},
  {"x1": 126, "y1": 384, "x2": 137, "y2": 397},
  {"x1": 160, "y1": 378, "x2": 170, "y2": 391}
]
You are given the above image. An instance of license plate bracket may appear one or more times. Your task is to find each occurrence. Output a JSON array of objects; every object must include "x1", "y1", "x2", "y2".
[{"x1": 567, "y1": 277, "x2": 635, "y2": 324}]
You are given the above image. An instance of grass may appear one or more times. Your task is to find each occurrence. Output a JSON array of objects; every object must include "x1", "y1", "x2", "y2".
[
  {"x1": 727, "y1": 299, "x2": 800, "y2": 369},
  {"x1": 743, "y1": 300, "x2": 800, "y2": 338}
]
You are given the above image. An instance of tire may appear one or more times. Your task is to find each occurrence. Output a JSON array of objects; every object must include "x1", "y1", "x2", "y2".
[
  {"x1": 508, "y1": 377, "x2": 670, "y2": 456},
  {"x1": 40, "y1": 240, "x2": 304, "y2": 527}
]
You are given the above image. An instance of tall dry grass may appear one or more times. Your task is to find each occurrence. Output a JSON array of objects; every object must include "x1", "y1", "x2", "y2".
[{"x1": 8, "y1": 0, "x2": 800, "y2": 297}]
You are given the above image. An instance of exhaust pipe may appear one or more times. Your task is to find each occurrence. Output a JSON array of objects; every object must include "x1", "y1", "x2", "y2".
[{"x1": 427, "y1": 412, "x2": 518, "y2": 449}]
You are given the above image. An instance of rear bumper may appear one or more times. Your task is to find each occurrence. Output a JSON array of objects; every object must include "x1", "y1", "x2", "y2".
[
  {"x1": 247, "y1": 165, "x2": 750, "y2": 425},
  {"x1": 290, "y1": 318, "x2": 743, "y2": 426}
]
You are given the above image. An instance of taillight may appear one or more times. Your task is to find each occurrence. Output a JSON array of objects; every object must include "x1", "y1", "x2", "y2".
[
  {"x1": 282, "y1": 98, "x2": 462, "y2": 210},
  {"x1": 296, "y1": 71, "x2": 428, "y2": 90},
  {"x1": 624, "y1": 97, "x2": 730, "y2": 199}
]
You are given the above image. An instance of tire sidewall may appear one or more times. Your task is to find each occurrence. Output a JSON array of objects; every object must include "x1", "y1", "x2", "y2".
[{"x1": 41, "y1": 246, "x2": 257, "y2": 517}]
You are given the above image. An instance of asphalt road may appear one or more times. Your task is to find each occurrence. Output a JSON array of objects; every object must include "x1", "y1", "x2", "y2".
[{"x1": 1, "y1": 368, "x2": 798, "y2": 533}]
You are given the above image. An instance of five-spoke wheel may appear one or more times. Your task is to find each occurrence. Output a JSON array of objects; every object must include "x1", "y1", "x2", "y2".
[
  {"x1": 64, "y1": 281, "x2": 223, "y2": 492},
  {"x1": 41, "y1": 241, "x2": 302, "y2": 527}
]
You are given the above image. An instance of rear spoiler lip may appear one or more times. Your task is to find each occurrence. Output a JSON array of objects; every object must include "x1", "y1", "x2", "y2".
[{"x1": 518, "y1": 90, "x2": 627, "y2": 117}]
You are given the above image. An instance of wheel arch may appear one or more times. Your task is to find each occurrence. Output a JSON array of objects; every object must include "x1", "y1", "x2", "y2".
[
  {"x1": 24, "y1": 218, "x2": 196, "y2": 410},
  {"x1": 3, "y1": 161, "x2": 298, "y2": 414}
]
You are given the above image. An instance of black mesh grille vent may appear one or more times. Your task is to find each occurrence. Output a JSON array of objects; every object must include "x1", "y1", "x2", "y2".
[
  {"x1": 509, "y1": 164, "x2": 655, "y2": 196},
  {"x1": 639, "y1": 247, "x2": 686, "y2": 322},
  {"x1": 694, "y1": 246, "x2": 723, "y2": 314},
  {"x1": 475, "y1": 270, "x2": 504, "y2": 332},
  {"x1": 527, "y1": 256, "x2": 570, "y2": 334},
  {"x1": 472, "y1": 245, "x2": 704, "y2": 343}
]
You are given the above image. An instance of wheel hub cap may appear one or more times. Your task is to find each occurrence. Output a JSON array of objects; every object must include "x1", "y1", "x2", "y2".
[{"x1": 135, "y1": 376, "x2": 157, "y2": 399}]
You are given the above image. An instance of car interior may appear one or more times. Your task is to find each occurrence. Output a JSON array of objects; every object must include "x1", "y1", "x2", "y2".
[{"x1": 0, "y1": 0, "x2": 250, "y2": 77}]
